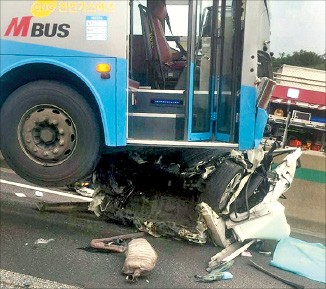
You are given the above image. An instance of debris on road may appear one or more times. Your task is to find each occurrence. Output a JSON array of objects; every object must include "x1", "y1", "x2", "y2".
[
  {"x1": 271, "y1": 237, "x2": 326, "y2": 283},
  {"x1": 88, "y1": 144, "x2": 301, "y2": 252},
  {"x1": 194, "y1": 271, "x2": 230, "y2": 283},
  {"x1": 208, "y1": 242, "x2": 243, "y2": 271},
  {"x1": 89, "y1": 232, "x2": 145, "y2": 253},
  {"x1": 89, "y1": 188, "x2": 206, "y2": 243},
  {"x1": 85, "y1": 233, "x2": 157, "y2": 282},
  {"x1": 241, "y1": 250, "x2": 252, "y2": 257},
  {"x1": 32, "y1": 143, "x2": 304, "y2": 284},
  {"x1": 249, "y1": 259, "x2": 305, "y2": 289},
  {"x1": 122, "y1": 238, "x2": 158, "y2": 281},
  {"x1": 222, "y1": 240, "x2": 256, "y2": 263},
  {"x1": 252, "y1": 239, "x2": 274, "y2": 255},
  {"x1": 197, "y1": 202, "x2": 231, "y2": 248},
  {"x1": 75, "y1": 186, "x2": 95, "y2": 198},
  {"x1": 34, "y1": 191, "x2": 43, "y2": 197},
  {"x1": 74, "y1": 182, "x2": 96, "y2": 198},
  {"x1": 34, "y1": 238, "x2": 55, "y2": 244},
  {"x1": 258, "y1": 251, "x2": 272, "y2": 256},
  {"x1": 195, "y1": 260, "x2": 234, "y2": 283},
  {"x1": 208, "y1": 240, "x2": 256, "y2": 271},
  {"x1": 15, "y1": 193, "x2": 26, "y2": 198}
]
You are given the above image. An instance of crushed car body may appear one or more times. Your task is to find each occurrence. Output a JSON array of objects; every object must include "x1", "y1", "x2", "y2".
[{"x1": 89, "y1": 143, "x2": 302, "y2": 248}]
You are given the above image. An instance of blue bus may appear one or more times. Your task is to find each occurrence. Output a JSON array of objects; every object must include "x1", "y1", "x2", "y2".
[{"x1": 0, "y1": 0, "x2": 274, "y2": 210}]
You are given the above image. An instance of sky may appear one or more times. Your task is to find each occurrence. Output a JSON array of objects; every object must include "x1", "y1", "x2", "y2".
[{"x1": 270, "y1": 0, "x2": 326, "y2": 57}]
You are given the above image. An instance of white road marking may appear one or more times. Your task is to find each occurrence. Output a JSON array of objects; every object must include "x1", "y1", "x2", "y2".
[
  {"x1": 0, "y1": 269, "x2": 82, "y2": 289},
  {"x1": 0, "y1": 179, "x2": 92, "y2": 202}
]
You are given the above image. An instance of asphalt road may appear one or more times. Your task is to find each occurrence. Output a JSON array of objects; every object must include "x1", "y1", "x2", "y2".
[{"x1": 0, "y1": 159, "x2": 325, "y2": 289}]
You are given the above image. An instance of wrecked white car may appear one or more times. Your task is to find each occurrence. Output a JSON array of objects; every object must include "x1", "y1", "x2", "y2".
[{"x1": 89, "y1": 142, "x2": 302, "y2": 248}]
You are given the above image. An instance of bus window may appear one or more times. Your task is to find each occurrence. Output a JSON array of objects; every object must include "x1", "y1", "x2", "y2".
[
  {"x1": 190, "y1": 0, "x2": 214, "y2": 133},
  {"x1": 131, "y1": 0, "x2": 188, "y2": 90}
]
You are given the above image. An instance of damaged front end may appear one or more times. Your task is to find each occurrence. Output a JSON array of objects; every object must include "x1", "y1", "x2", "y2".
[{"x1": 89, "y1": 144, "x2": 301, "y2": 248}]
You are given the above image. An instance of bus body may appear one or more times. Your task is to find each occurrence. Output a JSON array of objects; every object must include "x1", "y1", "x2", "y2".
[{"x1": 0, "y1": 0, "x2": 274, "y2": 189}]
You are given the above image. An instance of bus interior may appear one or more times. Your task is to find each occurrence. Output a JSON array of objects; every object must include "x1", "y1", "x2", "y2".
[{"x1": 127, "y1": 0, "x2": 243, "y2": 145}]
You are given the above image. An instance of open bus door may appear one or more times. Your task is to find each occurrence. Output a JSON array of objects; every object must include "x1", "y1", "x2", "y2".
[
  {"x1": 128, "y1": 0, "x2": 247, "y2": 147},
  {"x1": 187, "y1": 0, "x2": 244, "y2": 143},
  {"x1": 186, "y1": 0, "x2": 214, "y2": 142},
  {"x1": 128, "y1": 0, "x2": 219, "y2": 144}
]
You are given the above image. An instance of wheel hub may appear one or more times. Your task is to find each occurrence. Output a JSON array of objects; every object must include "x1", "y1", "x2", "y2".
[
  {"x1": 18, "y1": 105, "x2": 77, "y2": 166},
  {"x1": 219, "y1": 172, "x2": 242, "y2": 211},
  {"x1": 39, "y1": 127, "x2": 56, "y2": 144}
]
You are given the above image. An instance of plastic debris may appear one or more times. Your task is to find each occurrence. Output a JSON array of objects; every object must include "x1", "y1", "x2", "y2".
[
  {"x1": 208, "y1": 242, "x2": 243, "y2": 271},
  {"x1": 195, "y1": 260, "x2": 234, "y2": 282},
  {"x1": 223, "y1": 240, "x2": 255, "y2": 263},
  {"x1": 122, "y1": 238, "x2": 158, "y2": 281},
  {"x1": 67, "y1": 181, "x2": 96, "y2": 197},
  {"x1": 271, "y1": 237, "x2": 326, "y2": 283},
  {"x1": 195, "y1": 271, "x2": 224, "y2": 283},
  {"x1": 34, "y1": 238, "x2": 54, "y2": 244},
  {"x1": 222, "y1": 272, "x2": 233, "y2": 280},
  {"x1": 208, "y1": 240, "x2": 255, "y2": 272},
  {"x1": 259, "y1": 251, "x2": 272, "y2": 256},
  {"x1": 15, "y1": 193, "x2": 26, "y2": 198},
  {"x1": 197, "y1": 202, "x2": 231, "y2": 248},
  {"x1": 75, "y1": 186, "x2": 95, "y2": 198},
  {"x1": 34, "y1": 191, "x2": 43, "y2": 197},
  {"x1": 241, "y1": 250, "x2": 252, "y2": 257}
]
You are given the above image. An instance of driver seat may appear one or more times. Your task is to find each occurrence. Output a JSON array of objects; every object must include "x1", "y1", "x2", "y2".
[{"x1": 139, "y1": 3, "x2": 186, "y2": 89}]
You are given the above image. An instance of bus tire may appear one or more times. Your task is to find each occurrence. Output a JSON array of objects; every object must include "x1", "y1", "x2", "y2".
[
  {"x1": 199, "y1": 160, "x2": 245, "y2": 213},
  {"x1": 0, "y1": 80, "x2": 102, "y2": 187}
]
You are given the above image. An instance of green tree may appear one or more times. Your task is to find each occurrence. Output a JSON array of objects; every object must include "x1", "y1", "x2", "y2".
[{"x1": 272, "y1": 50, "x2": 326, "y2": 71}]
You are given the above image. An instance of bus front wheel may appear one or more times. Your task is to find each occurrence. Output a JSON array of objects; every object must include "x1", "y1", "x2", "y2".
[{"x1": 0, "y1": 80, "x2": 102, "y2": 187}]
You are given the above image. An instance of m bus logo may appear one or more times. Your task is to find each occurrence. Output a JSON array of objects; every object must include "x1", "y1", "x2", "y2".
[{"x1": 4, "y1": 16, "x2": 70, "y2": 38}]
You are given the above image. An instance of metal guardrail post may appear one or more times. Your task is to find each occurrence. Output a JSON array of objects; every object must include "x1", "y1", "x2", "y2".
[{"x1": 282, "y1": 111, "x2": 291, "y2": 148}]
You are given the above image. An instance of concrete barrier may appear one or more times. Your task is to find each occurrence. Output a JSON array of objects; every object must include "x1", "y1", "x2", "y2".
[{"x1": 278, "y1": 151, "x2": 326, "y2": 235}]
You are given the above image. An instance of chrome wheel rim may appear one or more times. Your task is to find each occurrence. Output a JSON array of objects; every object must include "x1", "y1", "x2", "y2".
[{"x1": 219, "y1": 172, "x2": 242, "y2": 210}]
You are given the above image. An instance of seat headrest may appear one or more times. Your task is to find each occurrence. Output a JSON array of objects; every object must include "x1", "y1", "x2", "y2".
[{"x1": 150, "y1": 2, "x2": 167, "y2": 21}]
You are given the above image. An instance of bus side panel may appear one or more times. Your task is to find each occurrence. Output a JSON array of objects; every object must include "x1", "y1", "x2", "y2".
[
  {"x1": 239, "y1": 0, "x2": 271, "y2": 150},
  {"x1": 254, "y1": 108, "x2": 268, "y2": 148},
  {"x1": 0, "y1": 48, "x2": 120, "y2": 146},
  {"x1": 0, "y1": 1, "x2": 128, "y2": 58},
  {"x1": 1, "y1": 0, "x2": 129, "y2": 147},
  {"x1": 116, "y1": 58, "x2": 127, "y2": 146},
  {"x1": 239, "y1": 85, "x2": 256, "y2": 150}
]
